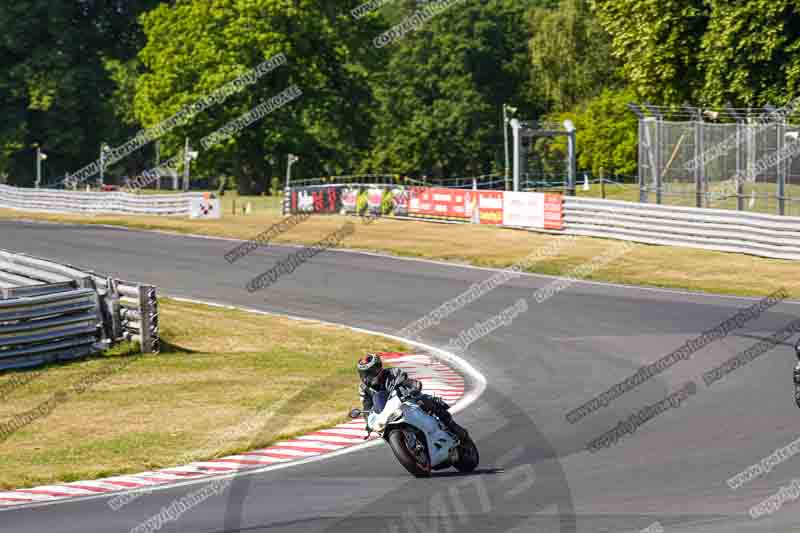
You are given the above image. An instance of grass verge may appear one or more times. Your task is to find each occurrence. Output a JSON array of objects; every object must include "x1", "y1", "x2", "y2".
[
  {"x1": 0, "y1": 205, "x2": 797, "y2": 298},
  {"x1": 0, "y1": 298, "x2": 407, "y2": 490}
]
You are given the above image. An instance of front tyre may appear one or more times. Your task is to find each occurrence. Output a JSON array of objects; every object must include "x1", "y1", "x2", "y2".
[
  {"x1": 388, "y1": 429, "x2": 431, "y2": 478},
  {"x1": 454, "y1": 438, "x2": 479, "y2": 473}
]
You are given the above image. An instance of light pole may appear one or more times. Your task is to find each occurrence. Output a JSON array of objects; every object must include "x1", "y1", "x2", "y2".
[
  {"x1": 99, "y1": 143, "x2": 111, "y2": 188},
  {"x1": 503, "y1": 104, "x2": 517, "y2": 191},
  {"x1": 510, "y1": 118, "x2": 521, "y2": 192},
  {"x1": 285, "y1": 153, "x2": 299, "y2": 189},
  {"x1": 183, "y1": 137, "x2": 199, "y2": 191},
  {"x1": 564, "y1": 119, "x2": 577, "y2": 196},
  {"x1": 34, "y1": 145, "x2": 47, "y2": 189}
]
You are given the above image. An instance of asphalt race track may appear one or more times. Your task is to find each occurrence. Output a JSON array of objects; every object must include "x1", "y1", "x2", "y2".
[{"x1": 2, "y1": 219, "x2": 800, "y2": 533}]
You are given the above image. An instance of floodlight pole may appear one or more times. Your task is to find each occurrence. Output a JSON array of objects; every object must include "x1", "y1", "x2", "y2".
[
  {"x1": 35, "y1": 146, "x2": 42, "y2": 189},
  {"x1": 564, "y1": 120, "x2": 576, "y2": 197},
  {"x1": 510, "y1": 118, "x2": 521, "y2": 192},
  {"x1": 183, "y1": 137, "x2": 190, "y2": 191}
]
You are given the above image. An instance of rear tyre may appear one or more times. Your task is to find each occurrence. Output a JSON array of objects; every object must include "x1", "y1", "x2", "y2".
[
  {"x1": 454, "y1": 438, "x2": 479, "y2": 473},
  {"x1": 388, "y1": 429, "x2": 431, "y2": 478}
]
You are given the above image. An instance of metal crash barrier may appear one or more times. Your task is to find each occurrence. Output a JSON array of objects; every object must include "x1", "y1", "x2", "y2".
[{"x1": 0, "y1": 250, "x2": 160, "y2": 371}]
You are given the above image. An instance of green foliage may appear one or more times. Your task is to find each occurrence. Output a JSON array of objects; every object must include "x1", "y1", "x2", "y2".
[
  {"x1": 356, "y1": 189, "x2": 368, "y2": 216},
  {"x1": 381, "y1": 189, "x2": 394, "y2": 215},
  {"x1": 542, "y1": 88, "x2": 638, "y2": 177},
  {"x1": 367, "y1": 0, "x2": 540, "y2": 177},
  {"x1": 699, "y1": 1, "x2": 800, "y2": 106},
  {"x1": 0, "y1": 1, "x2": 159, "y2": 184},
  {"x1": 592, "y1": 0, "x2": 800, "y2": 107},
  {"x1": 134, "y1": 0, "x2": 386, "y2": 194},
  {"x1": 270, "y1": 177, "x2": 281, "y2": 197},
  {"x1": 528, "y1": 0, "x2": 621, "y2": 112},
  {"x1": 591, "y1": 0, "x2": 709, "y2": 104}
]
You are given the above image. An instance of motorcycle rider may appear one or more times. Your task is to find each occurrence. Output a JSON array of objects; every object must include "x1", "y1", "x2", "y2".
[
  {"x1": 794, "y1": 339, "x2": 800, "y2": 407},
  {"x1": 357, "y1": 352, "x2": 470, "y2": 441}
]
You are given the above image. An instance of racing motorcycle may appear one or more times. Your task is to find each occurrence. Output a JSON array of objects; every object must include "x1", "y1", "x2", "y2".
[
  {"x1": 349, "y1": 388, "x2": 479, "y2": 478},
  {"x1": 794, "y1": 339, "x2": 800, "y2": 407}
]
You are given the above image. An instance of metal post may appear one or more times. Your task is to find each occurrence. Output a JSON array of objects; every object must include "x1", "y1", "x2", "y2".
[
  {"x1": 627, "y1": 104, "x2": 647, "y2": 203},
  {"x1": 655, "y1": 119, "x2": 663, "y2": 205},
  {"x1": 99, "y1": 146, "x2": 105, "y2": 189},
  {"x1": 779, "y1": 124, "x2": 787, "y2": 215},
  {"x1": 155, "y1": 140, "x2": 161, "y2": 190},
  {"x1": 510, "y1": 119, "x2": 521, "y2": 192},
  {"x1": 286, "y1": 154, "x2": 294, "y2": 189},
  {"x1": 692, "y1": 119, "x2": 702, "y2": 207},
  {"x1": 183, "y1": 137, "x2": 190, "y2": 191},
  {"x1": 736, "y1": 122, "x2": 743, "y2": 210},
  {"x1": 503, "y1": 105, "x2": 510, "y2": 191},
  {"x1": 35, "y1": 147, "x2": 42, "y2": 189},
  {"x1": 566, "y1": 130, "x2": 576, "y2": 196}
]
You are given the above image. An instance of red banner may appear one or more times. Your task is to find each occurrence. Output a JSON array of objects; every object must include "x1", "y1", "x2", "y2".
[
  {"x1": 477, "y1": 190, "x2": 503, "y2": 225},
  {"x1": 409, "y1": 187, "x2": 469, "y2": 219},
  {"x1": 543, "y1": 193, "x2": 563, "y2": 230},
  {"x1": 409, "y1": 187, "x2": 505, "y2": 224}
]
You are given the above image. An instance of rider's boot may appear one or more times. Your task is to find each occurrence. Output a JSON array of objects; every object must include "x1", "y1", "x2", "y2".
[{"x1": 437, "y1": 409, "x2": 470, "y2": 441}]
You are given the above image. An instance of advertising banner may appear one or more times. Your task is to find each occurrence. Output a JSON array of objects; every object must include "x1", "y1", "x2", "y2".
[
  {"x1": 409, "y1": 187, "x2": 470, "y2": 219},
  {"x1": 502, "y1": 191, "x2": 563, "y2": 229},
  {"x1": 543, "y1": 193, "x2": 564, "y2": 230},
  {"x1": 341, "y1": 188, "x2": 358, "y2": 213},
  {"x1": 391, "y1": 187, "x2": 409, "y2": 216},
  {"x1": 477, "y1": 190, "x2": 503, "y2": 225},
  {"x1": 189, "y1": 196, "x2": 221, "y2": 219},
  {"x1": 289, "y1": 187, "x2": 340, "y2": 214},
  {"x1": 367, "y1": 188, "x2": 384, "y2": 212}
]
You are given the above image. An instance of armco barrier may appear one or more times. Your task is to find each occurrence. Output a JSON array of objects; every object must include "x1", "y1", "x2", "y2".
[
  {"x1": 285, "y1": 184, "x2": 800, "y2": 261},
  {"x1": 0, "y1": 250, "x2": 159, "y2": 370},
  {"x1": 564, "y1": 197, "x2": 800, "y2": 261},
  {"x1": 0, "y1": 184, "x2": 202, "y2": 216}
]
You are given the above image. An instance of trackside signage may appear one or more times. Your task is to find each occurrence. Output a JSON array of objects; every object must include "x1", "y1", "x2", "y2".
[
  {"x1": 189, "y1": 194, "x2": 222, "y2": 219},
  {"x1": 503, "y1": 191, "x2": 563, "y2": 230}
]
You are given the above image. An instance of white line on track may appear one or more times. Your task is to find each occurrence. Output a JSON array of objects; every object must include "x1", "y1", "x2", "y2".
[{"x1": 0, "y1": 298, "x2": 487, "y2": 512}]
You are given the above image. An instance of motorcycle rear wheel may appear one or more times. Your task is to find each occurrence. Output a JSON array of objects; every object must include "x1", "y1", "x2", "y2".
[{"x1": 388, "y1": 429, "x2": 431, "y2": 478}]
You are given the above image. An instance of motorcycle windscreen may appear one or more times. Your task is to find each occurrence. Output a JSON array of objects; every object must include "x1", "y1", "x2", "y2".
[{"x1": 372, "y1": 390, "x2": 388, "y2": 414}]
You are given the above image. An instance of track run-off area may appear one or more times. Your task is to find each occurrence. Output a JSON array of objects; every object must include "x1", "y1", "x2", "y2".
[{"x1": 1, "y1": 219, "x2": 800, "y2": 533}]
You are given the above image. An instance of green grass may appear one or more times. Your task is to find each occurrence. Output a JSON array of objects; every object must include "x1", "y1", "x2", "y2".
[
  {"x1": 575, "y1": 181, "x2": 800, "y2": 216},
  {"x1": 0, "y1": 298, "x2": 407, "y2": 490}
]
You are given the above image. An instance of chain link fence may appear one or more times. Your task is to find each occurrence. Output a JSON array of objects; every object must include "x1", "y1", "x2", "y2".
[{"x1": 636, "y1": 110, "x2": 800, "y2": 216}]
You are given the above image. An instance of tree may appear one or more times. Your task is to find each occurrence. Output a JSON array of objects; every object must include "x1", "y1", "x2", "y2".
[
  {"x1": 700, "y1": 0, "x2": 800, "y2": 107},
  {"x1": 591, "y1": 0, "x2": 709, "y2": 105},
  {"x1": 528, "y1": 0, "x2": 621, "y2": 112},
  {"x1": 134, "y1": 0, "x2": 385, "y2": 194},
  {"x1": 541, "y1": 88, "x2": 638, "y2": 177},
  {"x1": 367, "y1": 0, "x2": 542, "y2": 178},
  {"x1": 0, "y1": 1, "x2": 160, "y2": 185}
]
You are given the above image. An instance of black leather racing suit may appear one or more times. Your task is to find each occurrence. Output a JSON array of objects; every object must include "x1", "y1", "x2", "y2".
[{"x1": 359, "y1": 367, "x2": 468, "y2": 440}]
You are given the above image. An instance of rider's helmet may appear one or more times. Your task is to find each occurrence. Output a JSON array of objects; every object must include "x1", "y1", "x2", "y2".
[{"x1": 357, "y1": 352, "x2": 383, "y2": 385}]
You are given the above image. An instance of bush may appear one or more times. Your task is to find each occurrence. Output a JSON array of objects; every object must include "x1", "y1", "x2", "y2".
[
  {"x1": 271, "y1": 176, "x2": 281, "y2": 196},
  {"x1": 381, "y1": 189, "x2": 394, "y2": 215},
  {"x1": 356, "y1": 189, "x2": 368, "y2": 215}
]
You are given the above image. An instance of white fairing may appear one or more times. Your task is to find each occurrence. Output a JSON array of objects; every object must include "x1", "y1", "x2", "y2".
[{"x1": 368, "y1": 392, "x2": 457, "y2": 468}]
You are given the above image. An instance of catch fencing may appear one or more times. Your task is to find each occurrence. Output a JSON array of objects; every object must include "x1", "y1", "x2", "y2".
[
  {"x1": 0, "y1": 184, "x2": 202, "y2": 216},
  {"x1": 632, "y1": 107, "x2": 800, "y2": 216},
  {"x1": 284, "y1": 183, "x2": 800, "y2": 261},
  {"x1": 0, "y1": 250, "x2": 159, "y2": 370}
]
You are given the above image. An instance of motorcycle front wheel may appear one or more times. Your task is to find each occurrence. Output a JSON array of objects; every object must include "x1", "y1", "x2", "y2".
[{"x1": 388, "y1": 429, "x2": 431, "y2": 478}]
